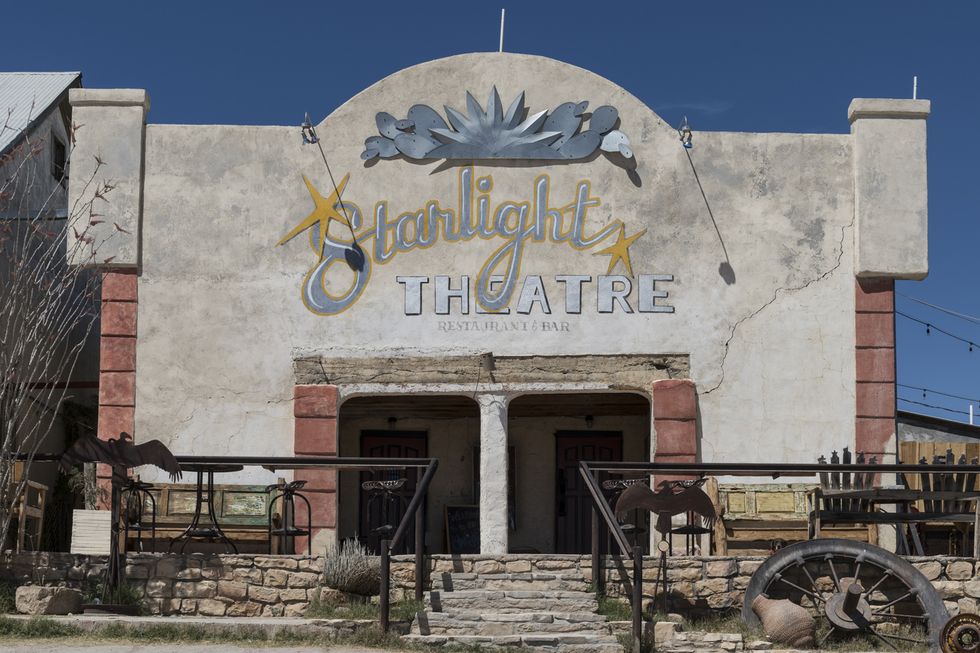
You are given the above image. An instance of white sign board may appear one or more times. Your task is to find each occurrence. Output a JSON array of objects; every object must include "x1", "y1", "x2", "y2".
[{"x1": 70, "y1": 509, "x2": 111, "y2": 555}]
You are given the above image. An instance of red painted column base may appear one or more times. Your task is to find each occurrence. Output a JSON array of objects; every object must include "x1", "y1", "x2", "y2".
[
  {"x1": 652, "y1": 378, "x2": 699, "y2": 485},
  {"x1": 855, "y1": 279, "x2": 896, "y2": 461},
  {"x1": 96, "y1": 271, "x2": 139, "y2": 509},
  {"x1": 292, "y1": 384, "x2": 338, "y2": 554}
]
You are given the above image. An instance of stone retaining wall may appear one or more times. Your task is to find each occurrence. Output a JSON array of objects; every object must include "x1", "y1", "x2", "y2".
[
  {"x1": 4, "y1": 552, "x2": 980, "y2": 618},
  {"x1": 0, "y1": 552, "x2": 322, "y2": 617}
]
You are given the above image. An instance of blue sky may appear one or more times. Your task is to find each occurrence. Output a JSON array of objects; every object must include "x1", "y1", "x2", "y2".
[{"x1": 7, "y1": 1, "x2": 979, "y2": 423}]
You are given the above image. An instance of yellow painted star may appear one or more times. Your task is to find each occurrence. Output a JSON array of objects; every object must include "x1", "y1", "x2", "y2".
[
  {"x1": 276, "y1": 174, "x2": 351, "y2": 258},
  {"x1": 593, "y1": 224, "x2": 646, "y2": 275}
]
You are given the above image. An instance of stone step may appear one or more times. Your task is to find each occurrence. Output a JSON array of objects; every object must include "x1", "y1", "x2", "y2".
[
  {"x1": 412, "y1": 611, "x2": 611, "y2": 636},
  {"x1": 432, "y1": 572, "x2": 590, "y2": 592},
  {"x1": 654, "y1": 626, "x2": 750, "y2": 653},
  {"x1": 425, "y1": 589, "x2": 599, "y2": 613},
  {"x1": 402, "y1": 632, "x2": 624, "y2": 653}
]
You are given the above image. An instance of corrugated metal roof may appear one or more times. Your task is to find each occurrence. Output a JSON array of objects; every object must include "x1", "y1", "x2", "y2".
[{"x1": 0, "y1": 72, "x2": 81, "y2": 155}]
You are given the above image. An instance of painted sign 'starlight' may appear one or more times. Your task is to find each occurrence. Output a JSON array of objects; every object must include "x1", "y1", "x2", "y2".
[
  {"x1": 276, "y1": 166, "x2": 671, "y2": 317},
  {"x1": 361, "y1": 87, "x2": 633, "y2": 163}
]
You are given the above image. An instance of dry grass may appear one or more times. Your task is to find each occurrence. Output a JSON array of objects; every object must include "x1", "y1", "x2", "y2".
[
  {"x1": 0, "y1": 616, "x2": 485, "y2": 651},
  {"x1": 304, "y1": 596, "x2": 421, "y2": 623}
]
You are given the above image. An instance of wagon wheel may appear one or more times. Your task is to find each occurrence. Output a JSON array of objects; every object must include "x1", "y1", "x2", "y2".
[{"x1": 741, "y1": 539, "x2": 948, "y2": 651}]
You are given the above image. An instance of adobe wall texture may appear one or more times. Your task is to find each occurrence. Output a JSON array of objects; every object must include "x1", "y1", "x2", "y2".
[
  {"x1": 69, "y1": 53, "x2": 929, "y2": 520},
  {"x1": 63, "y1": 53, "x2": 936, "y2": 486}
]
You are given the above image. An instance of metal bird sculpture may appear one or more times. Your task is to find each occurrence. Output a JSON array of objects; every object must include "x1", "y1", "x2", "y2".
[
  {"x1": 615, "y1": 480, "x2": 716, "y2": 535},
  {"x1": 59, "y1": 432, "x2": 182, "y2": 480},
  {"x1": 58, "y1": 432, "x2": 182, "y2": 603}
]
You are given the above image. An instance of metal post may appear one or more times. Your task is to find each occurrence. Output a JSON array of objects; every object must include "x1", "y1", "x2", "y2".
[
  {"x1": 380, "y1": 540, "x2": 391, "y2": 632},
  {"x1": 632, "y1": 545, "x2": 643, "y2": 652},
  {"x1": 498, "y1": 8, "x2": 505, "y2": 53},
  {"x1": 592, "y1": 506, "x2": 603, "y2": 597},
  {"x1": 391, "y1": 460, "x2": 438, "y2": 548},
  {"x1": 415, "y1": 502, "x2": 425, "y2": 603}
]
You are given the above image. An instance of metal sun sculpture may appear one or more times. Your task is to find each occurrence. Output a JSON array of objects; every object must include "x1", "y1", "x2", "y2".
[
  {"x1": 614, "y1": 479, "x2": 716, "y2": 536},
  {"x1": 361, "y1": 86, "x2": 634, "y2": 163}
]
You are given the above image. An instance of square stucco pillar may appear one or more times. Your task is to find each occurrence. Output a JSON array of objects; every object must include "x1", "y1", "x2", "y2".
[
  {"x1": 293, "y1": 384, "x2": 338, "y2": 554},
  {"x1": 67, "y1": 88, "x2": 148, "y2": 268},
  {"x1": 850, "y1": 98, "x2": 930, "y2": 279},
  {"x1": 477, "y1": 393, "x2": 509, "y2": 554}
]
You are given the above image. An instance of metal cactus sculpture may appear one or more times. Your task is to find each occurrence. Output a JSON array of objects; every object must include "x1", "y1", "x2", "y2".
[{"x1": 362, "y1": 86, "x2": 634, "y2": 163}]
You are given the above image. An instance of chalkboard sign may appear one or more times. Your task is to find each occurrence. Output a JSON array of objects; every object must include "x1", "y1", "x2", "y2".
[{"x1": 445, "y1": 505, "x2": 479, "y2": 554}]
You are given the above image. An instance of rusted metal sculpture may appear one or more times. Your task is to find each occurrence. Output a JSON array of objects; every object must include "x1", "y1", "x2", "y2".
[
  {"x1": 614, "y1": 479, "x2": 716, "y2": 615},
  {"x1": 60, "y1": 433, "x2": 181, "y2": 481},
  {"x1": 614, "y1": 479, "x2": 716, "y2": 535},
  {"x1": 742, "y1": 539, "x2": 948, "y2": 652},
  {"x1": 942, "y1": 613, "x2": 980, "y2": 653},
  {"x1": 59, "y1": 432, "x2": 181, "y2": 606}
]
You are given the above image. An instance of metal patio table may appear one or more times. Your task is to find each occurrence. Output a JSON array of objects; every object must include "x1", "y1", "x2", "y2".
[{"x1": 169, "y1": 462, "x2": 244, "y2": 554}]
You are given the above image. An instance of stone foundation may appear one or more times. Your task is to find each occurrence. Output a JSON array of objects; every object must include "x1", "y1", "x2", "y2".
[
  {"x1": 0, "y1": 552, "x2": 323, "y2": 617},
  {"x1": 4, "y1": 552, "x2": 980, "y2": 618}
]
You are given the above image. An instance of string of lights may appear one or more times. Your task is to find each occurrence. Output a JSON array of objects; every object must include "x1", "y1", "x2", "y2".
[
  {"x1": 897, "y1": 383, "x2": 980, "y2": 404},
  {"x1": 898, "y1": 397, "x2": 973, "y2": 417},
  {"x1": 896, "y1": 311, "x2": 979, "y2": 351},
  {"x1": 894, "y1": 299, "x2": 980, "y2": 422}
]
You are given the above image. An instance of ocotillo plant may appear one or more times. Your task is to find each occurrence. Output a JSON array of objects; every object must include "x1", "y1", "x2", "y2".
[{"x1": 0, "y1": 99, "x2": 115, "y2": 550}]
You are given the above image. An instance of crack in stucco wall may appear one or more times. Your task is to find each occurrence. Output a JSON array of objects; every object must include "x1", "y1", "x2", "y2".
[{"x1": 701, "y1": 216, "x2": 855, "y2": 396}]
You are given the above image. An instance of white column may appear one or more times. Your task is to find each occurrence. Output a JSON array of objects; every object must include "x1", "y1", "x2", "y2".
[{"x1": 478, "y1": 392, "x2": 509, "y2": 554}]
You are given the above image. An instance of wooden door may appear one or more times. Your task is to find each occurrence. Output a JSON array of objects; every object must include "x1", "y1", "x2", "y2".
[
  {"x1": 555, "y1": 431, "x2": 622, "y2": 554},
  {"x1": 359, "y1": 430, "x2": 427, "y2": 554}
]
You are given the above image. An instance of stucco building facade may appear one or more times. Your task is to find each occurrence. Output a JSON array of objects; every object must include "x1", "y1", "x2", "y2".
[{"x1": 66, "y1": 53, "x2": 929, "y2": 555}]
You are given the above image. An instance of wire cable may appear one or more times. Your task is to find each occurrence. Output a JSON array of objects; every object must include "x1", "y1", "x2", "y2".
[{"x1": 898, "y1": 292, "x2": 980, "y2": 326}]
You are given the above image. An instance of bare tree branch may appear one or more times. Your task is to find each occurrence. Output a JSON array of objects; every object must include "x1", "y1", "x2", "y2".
[{"x1": 0, "y1": 115, "x2": 115, "y2": 549}]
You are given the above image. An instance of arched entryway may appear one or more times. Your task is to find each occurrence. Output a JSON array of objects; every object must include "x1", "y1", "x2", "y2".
[
  {"x1": 507, "y1": 393, "x2": 650, "y2": 554},
  {"x1": 336, "y1": 395, "x2": 479, "y2": 554}
]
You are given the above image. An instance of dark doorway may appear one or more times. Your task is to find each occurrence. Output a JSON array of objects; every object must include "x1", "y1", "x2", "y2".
[
  {"x1": 554, "y1": 431, "x2": 622, "y2": 554},
  {"x1": 359, "y1": 430, "x2": 427, "y2": 554}
]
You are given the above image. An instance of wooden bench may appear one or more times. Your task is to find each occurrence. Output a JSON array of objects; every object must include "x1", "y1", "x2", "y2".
[
  {"x1": 718, "y1": 482, "x2": 869, "y2": 555},
  {"x1": 132, "y1": 481, "x2": 279, "y2": 553},
  {"x1": 808, "y1": 447, "x2": 980, "y2": 556}
]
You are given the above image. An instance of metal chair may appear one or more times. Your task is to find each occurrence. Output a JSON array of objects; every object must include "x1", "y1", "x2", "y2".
[
  {"x1": 266, "y1": 479, "x2": 313, "y2": 555},
  {"x1": 362, "y1": 478, "x2": 406, "y2": 545},
  {"x1": 120, "y1": 476, "x2": 156, "y2": 552}
]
